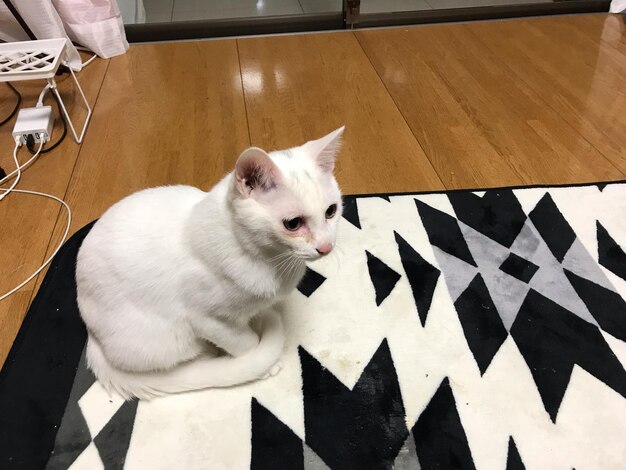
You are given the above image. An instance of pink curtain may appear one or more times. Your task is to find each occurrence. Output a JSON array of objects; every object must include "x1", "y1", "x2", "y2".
[{"x1": 0, "y1": 0, "x2": 129, "y2": 70}]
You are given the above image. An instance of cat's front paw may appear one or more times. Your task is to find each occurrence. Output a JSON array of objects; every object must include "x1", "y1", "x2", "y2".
[
  {"x1": 263, "y1": 360, "x2": 283, "y2": 379},
  {"x1": 269, "y1": 360, "x2": 283, "y2": 376}
]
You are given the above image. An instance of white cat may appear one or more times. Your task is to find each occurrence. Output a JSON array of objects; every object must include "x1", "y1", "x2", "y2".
[{"x1": 76, "y1": 127, "x2": 344, "y2": 400}]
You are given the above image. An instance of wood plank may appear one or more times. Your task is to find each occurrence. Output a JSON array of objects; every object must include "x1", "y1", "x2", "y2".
[
  {"x1": 56, "y1": 41, "x2": 249, "y2": 239},
  {"x1": 569, "y1": 14, "x2": 626, "y2": 53},
  {"x1": 464, "y1": 15, "x2": 626, "y2": 175},
  {"x1": 356, "y1": 20, "x2": 624, "y2": 189},
  {"x1": 0, "y1": 56, "x2": 109, "y2": 365},
  {"x1": 236, "y1": 32, "x2": 444, "y2": 195}
]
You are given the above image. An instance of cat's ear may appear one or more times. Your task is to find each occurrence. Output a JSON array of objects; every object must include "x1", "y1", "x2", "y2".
[
  {"x1": 235, "y1": 147, "x2": 280, "y2": 197},
  {"x1": 307, "y1": 126, "x2": 345, "y2": 173}
]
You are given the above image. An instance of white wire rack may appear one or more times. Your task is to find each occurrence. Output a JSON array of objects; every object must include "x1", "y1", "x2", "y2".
[{"x1": 0, "y1": 38, "x2": 92, "y2": 143}]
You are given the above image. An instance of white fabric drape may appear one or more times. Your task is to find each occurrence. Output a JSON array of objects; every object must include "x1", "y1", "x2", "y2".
[
  {"x1": 0, "y1": 0, "x2": 129, "y2": 70},
  {"x1": 609, "y1": 0, "x2": 626, "y2": 12}
]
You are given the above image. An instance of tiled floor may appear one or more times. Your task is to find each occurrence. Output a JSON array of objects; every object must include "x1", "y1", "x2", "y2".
[
  {"x1": 137, "y1": 0, "x2": 552, "y2": 24},
  {"x1": 173, "y1": 0, "x2": 304, "y2": 22}
]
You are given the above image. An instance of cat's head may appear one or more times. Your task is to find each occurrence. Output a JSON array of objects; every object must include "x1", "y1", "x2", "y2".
[{"x1": 231, "y1": 127, "x2": 344, "y2": 261}]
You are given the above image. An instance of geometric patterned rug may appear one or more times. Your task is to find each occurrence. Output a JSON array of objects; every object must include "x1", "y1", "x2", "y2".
[{"x1": 1, "y1": 181, "x2": 625, "y2": 469}]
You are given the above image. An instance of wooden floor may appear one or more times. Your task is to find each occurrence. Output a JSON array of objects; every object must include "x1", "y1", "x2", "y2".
[{"x1": 1, "y1": 13, "x2": 625, "y2": 365}]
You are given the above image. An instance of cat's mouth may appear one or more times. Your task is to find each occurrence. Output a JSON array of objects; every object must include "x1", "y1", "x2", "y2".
[{"x1": 299, "y1": 252, "x2": 329, "y2": 262}]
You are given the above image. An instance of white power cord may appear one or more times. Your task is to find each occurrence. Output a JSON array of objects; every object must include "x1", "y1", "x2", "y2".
[
  {"x1": 76, "y1": 46, "x2": 98, "y2": 68},
  {"x1": 0, "y1": 139, "x2": 72, "y2": 301},
  {"x1": 0, "y1": 189, "x2": 71, "y2": 302},
  {"x1": 37, "y1": 83, "x2": 51, "y2": 107},
  {"x1": 82, "y1": 54, "x2": 98, "y2": 68},
  {"x1": 0, "y1": 141, "x2": 24, "y2": 201},
  {"x1": 0, "y1": 140, "x2": 44, "y2": 190}
]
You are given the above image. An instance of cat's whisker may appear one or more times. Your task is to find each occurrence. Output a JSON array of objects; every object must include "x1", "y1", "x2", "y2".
[
  {"x1": 269, "y1": 253, "x2": 290, "y2": 265},
  {"x1": 289, "y1": 258, "x2": 302, "y2": 278},
  {"x1": 277, "y1": 256, "x2": 296, "y2": 278},
  {"x1": 272, "y1": 253, "x2": 294, "y2": 271},
  {"x1": 332, "y1": 243, "x2": 344, "y2": 256},
  {"x1": 269, "y1": 252, "x2": 290, "y2": 262},
  {"x1": 276, "y1": 256, "x2": 298, "y2": 275},
  {"x1": 273, "y1": 255, "x2": 291, "y2": 269},
  {"x1": 277, "y1": 262, "x2": 291, "y2": 279},
  {"x1": 286, "y1": 257, "x2": 302, "y2": 280},
  {"x1": 328, "y1": 248, "x2": 343, "y2": 272},
  {"x1": 281, "y1": 262, "x2": 294, "y2": 280}
]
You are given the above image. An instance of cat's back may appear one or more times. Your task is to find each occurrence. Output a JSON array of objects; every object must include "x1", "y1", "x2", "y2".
[
  {"x1": 79, "y1": 185, "x2": 205, "y2": 267},
  {"x1": 94, "y1": 184, "x2": 203, "y2": 231}
]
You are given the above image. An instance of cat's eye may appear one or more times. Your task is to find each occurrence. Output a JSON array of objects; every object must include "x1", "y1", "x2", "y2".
[
  {"x1": 325, "y1": 204, "x2": 337, "y2": 219},
  {"x1": 283, "y1": 217, "x2": 303, "y2": 231}
]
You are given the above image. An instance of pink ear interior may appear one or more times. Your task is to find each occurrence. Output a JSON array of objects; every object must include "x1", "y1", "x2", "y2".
[
  {"x1": 235, "y1": 147, "x2": 280, "y2": 196},
  {"x1": 312, "y1": 126, "x2": 345, "y2": 173}
]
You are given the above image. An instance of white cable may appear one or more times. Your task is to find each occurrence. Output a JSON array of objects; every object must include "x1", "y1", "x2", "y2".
[
  {"x1": 82, "y1": 53, "x2": 98, "y2": 68},
  {"x1": 0, "y1": 141, "x2": 22, "y2": 201},
  {"x1": 0, "y1": 140, "x2": 68, "y2": 302},
  {"x1": 0, "y1": 139, "x2": 44, "y2": 198},
  {"x1": 0, "y1": 99, "x2": 72, "y2": 301},
  {"x1": 0, "y1": 146, "x2": 43, "y2": 186},
  {"x1": 75, "y1": 46, "x2": 98, "y2": 68},
  {"x1": 37, "y1": 84, "x2": 51, "y2": 107},
  {"x1": 0, "y1": 188, "x2": 72, "y2": 302}
]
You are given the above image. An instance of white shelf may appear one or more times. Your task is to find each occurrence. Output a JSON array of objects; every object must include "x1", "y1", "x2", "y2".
[{"x1": 0, "y1": 38, "x2": 67, "y2": 82}]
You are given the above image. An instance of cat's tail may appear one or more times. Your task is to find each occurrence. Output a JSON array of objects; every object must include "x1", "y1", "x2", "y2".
[{"x1": 85, "y1": 311, "x2": 284, "y2": 400}]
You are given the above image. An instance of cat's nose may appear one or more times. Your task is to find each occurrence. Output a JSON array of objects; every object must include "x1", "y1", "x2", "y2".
[{"x1": 316, "y1": 243, "x2": 333, "y2": 255}]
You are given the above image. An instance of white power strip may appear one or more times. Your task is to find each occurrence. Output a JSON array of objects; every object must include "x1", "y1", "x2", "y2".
[
  {"x1": 0, "y1": 38, "x2": 92, "y2": 144},
  {"x1": 12, "y1": 106, "x2": 53, "y2": 145}
]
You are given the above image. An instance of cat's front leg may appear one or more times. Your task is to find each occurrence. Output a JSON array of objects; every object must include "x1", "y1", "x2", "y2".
[{"x1": 192, "y1": 316, "x2": 259, "y2": 357}]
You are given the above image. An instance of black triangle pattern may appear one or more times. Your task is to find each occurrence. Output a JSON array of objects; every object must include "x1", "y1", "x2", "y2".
[
  {"x1": 297, "y1": 267, "x2": 326, "y2": 297},
  {"x1": 250, "y1": 398, "x2": 304, "y2": 470},
  {"x1": 455, "y1": 274, "x2": 508, "y2": 375},
  {"x1": 250, "y1": 344, "x2": 487, "y2": 469},
  {"x1": 46, "y1": 348, "x2": 96, "y2": 470},
  {"x1": 366, "y1": 251, "x2": 401, "y2": 306},
  {"x1": 45, "y1": 401, "x2": 92, "y2": 470},
  {"x1": 415, "y1": 199, "x2": 477, "y2": 267},
  {"x1": 528, "y1": 193, "x2": 576, "y2": 263},
  {"x1": 395, "y1": 232, "x2": 440, "y2": 327},
  {"x1": 412, "y1": 377, "x2": 476, "y2": 470},
  {"x1": 300, "y1": 340, "x2": 408, "y2": 470},
  {"x1": 597, "y1": 221, "x2": 626, "y2": 281},
  {"x1": 506, "y1": 437, "x2": 525, "y2": 470},
  {"x1": 448, "y1": 189, "x2": 527, "y2": 248},
  {"x1": 564, "y1": 270, "x2": 626, "y2": 343},
  {"x1": 342, "y1": 196, "x2": 361, "y2": 229},
  {"x1": 510, "y1": 289, "x2": 626, "y2": 422},
  {"x1": 93, "y1": 400, "x2": 138, "y2": 470},
  {"x1": 499, "y1": 252, "x2": 539, "y2": 284}
]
